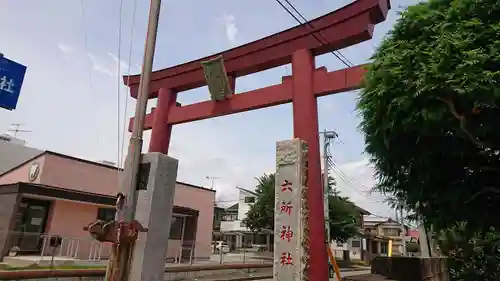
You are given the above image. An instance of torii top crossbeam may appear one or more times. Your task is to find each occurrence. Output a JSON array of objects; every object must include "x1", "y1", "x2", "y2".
[
  {"x1": 124, "y1": 0, "x2": 390, "y2": 98},
  {"x1": 124, "y1": 0, "x2": 390, "y2": 281},
  {"x1": 126, "y1": 0, "x2": 390, "y2": 130}
]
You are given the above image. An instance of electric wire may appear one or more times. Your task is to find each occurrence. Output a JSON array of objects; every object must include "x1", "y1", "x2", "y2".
[
  {"x1": 328, "y1": 157, "x2": 384, "y2": 204},
  {"x1": 274, "y1": 0, "x2": 353, "y2": 67},
  {"x1": 79, "y1": 0, "x2": 97, "y2": 148},
  {"x1": 280, "y1": 0, "x2": 353, "y2": 66},
  {"x1": 322, "y1": 133, "x2": 379, "y2": 203},
  {"x1": 329, "y1": 157, "x2": 372, "y2": 192},
  {"x1": 120, "y1": 0, "x2": 139, "y2": 168},
  {"x1": 116, "y1": 0, "x2": 125, "y2": 169},
  {"x1": 330, "y1": 164, "x2": 382, "y2": 203}
]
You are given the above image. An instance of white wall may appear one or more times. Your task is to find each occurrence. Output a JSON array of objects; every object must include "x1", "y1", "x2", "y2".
[
  {"x1": 238, "y1": 190, "x2": 254, "y2": 221},
  {"x1": 220, "y1": 220, "x2": 244, "y2": 231},
  {"x1": 220, "y1": 189, "x2": 256, "y2": 232}
]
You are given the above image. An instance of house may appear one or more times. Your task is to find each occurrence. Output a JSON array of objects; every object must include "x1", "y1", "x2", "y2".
[
  {"x1": 219, "y1": 187, "x2": 271, "y2": 250},
  {"x1": 363, "y1": 217, "x2": 410, "y2": 257},
  {"x1": 213, "y1": 206, "x2": 225, "y2": 231},
  {"x1": 0, "y1": 150, "x2": 215, "y2": 263},
  {"x1": 331, "y1": 205, "x2": 376, "y2": 260}
]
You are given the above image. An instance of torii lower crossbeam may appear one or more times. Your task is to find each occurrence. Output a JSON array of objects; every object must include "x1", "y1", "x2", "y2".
[{"x1": 128, "y1": 64, "x2": 365, "y2": 130}]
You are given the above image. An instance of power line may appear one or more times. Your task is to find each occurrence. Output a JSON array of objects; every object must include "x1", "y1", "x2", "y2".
[
  {"x1": 280, "y1": 0, "x2": 353, "y2": 66},
  {"x1": 116, "y1": 0, "x2": 125, "y2": 168},
  {"x1": 120, "y1": 0, "x2": 139, "y2": 168},
  {"x1": 274, "y1": 0, "x2": 353, "y2": 67},
  {"x1": 79, "y1": 0, "x2": 99, "y2": 151},
  {"x1": 328, "y1": 157, "x2": 384, "y2": 204}
]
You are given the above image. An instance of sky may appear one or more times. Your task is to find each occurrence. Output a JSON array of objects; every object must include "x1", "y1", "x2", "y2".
[{"x1": 0, "y1": 0, "x2": 421, "y2": 218}]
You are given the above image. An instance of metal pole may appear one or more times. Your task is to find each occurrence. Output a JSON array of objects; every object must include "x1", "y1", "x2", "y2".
[
  {"x1": 105, "y1": 0, "x2": 162, "y2": 280},
  {"x1": 322, "y1": 130, "x2": 331, "y2": 244}
]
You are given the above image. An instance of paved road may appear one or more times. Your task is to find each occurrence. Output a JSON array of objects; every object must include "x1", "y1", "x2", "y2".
[{"x1": 259, "y1": 270, "x2": 371, "y2": 280}]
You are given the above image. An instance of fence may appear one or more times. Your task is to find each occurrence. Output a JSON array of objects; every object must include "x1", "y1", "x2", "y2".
[
  {"x1": 0, "y1": 263, "x2": 273, "y2": 281},
  {"x1": 1, "y1": 232, "x2": 272, "y2": 267},
  {"x1": 2, "y1": 232, "x2": 109, "y2": 263}
]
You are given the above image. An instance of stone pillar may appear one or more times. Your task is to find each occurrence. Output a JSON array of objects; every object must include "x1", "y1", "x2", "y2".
[
  {"x1": 128, "y1": 153, "x2": 179, "y2": 281},
  {"x1": 149, "y1": 88, "x2": 177, "y2": 154},
  {"x1": 274, "y1": 139, "x2": 309, "y2": 281}
]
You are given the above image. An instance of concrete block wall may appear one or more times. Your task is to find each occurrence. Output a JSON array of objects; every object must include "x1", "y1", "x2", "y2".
[{"x1": 371, "y1": 257, "x2": 449, "y2": 281}]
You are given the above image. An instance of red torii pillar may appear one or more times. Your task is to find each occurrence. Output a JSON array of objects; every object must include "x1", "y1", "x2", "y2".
[{"x1": 126, "y1": 0, "x2": 390, "y2": 279}]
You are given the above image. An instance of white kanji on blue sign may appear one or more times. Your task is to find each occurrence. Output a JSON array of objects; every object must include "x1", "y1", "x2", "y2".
[{"x1": 0, "y1": 55, "x2": 27, "y2": 110}]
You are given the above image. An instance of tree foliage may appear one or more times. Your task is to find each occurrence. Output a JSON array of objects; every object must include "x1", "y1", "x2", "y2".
[
  {"x1": 357, "y1": 0, "x2": 500, "y2": 232},
  {"x1": 243, "y1": 174, "x2": 276, "y2": 231},
  {"x1": 438, "y1": 224, "x2": 500, "y2": 281},
  {"x1": 243, "y1": 173, "x2": 359, "y2": 243},
  {"x1": 327, "y1": 189, "x2": 360, "y2": 243}
]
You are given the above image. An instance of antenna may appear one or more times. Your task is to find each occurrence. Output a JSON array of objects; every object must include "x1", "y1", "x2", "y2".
[
  {"x1": 8, "y1": 123, "x2": 32, "y2": 137},
  {"x1": 205, "y1": 176, "x2": 220, "y2": 190}
]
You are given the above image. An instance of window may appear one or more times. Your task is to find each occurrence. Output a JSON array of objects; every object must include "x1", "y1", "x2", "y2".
[
  {"x1": 97, "y1": 208, "x2": 116, "y2": 222},
  {"x1": 244, "y1": 197, "x2": 255, "y2": 203},
  {"x1": 222, "y1": 214, "x2": 237, "y2": 221},
  {"x1": 365, "y1": 227, "x2": 376, "y2": 233},
  {"x1": 169, "y1": 216, "x2": 184, "y2": 240},
  {"x1": 381, "y1": 242, "x2": 388, "y2": 254},
  {"x1": 336, "y1": 242, "x2": 344, "y2": 247},
  {"x1": 351, "y1": 240, "x2": 361, "y2": 248},
  {"x1": 383, "y1": 228, "x2": 400, "y2": 236}
]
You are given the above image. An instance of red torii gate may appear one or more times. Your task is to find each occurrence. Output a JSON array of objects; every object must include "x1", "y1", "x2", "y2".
[{"x1": 126, "y1": 0, "x2": 390, "y2": 279}]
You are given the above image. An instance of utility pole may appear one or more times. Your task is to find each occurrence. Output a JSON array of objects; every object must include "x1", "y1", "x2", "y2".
[
  {"x1": 399, "y1": 202, "x2": 407, "y2": 256},
  {"x1": 320, "y1": 129, "x2": 338, "y2": 244},
  {"x1": 206, "y1": 176, "x2": 220, "y2": 190},
  {"x1": 8, "y1": 123, "x2": 31, "y2": 137},
  {"x1": 104, "y1": 0, "x2": 163, "y2": 280}
]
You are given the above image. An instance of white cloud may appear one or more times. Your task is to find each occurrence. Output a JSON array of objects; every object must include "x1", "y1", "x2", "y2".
[
  {"x1": 56, "y1": 43, "x2": 127, "y2": 77},
  {"x1": 334, "y1": 158, "x2": 393, "y2": 218},
  {"x1": 107, "y1": 52, "x2": 130, "y2": 73},
  {"x1": 57, "y1": 43, "x2": 73, "y2": 54},
  {"x1": 222, "y1": 13, "x2": 238, "y2": 44},
  {"x1": 87, "y1": 53, "x2": 115, "y2": 76}
]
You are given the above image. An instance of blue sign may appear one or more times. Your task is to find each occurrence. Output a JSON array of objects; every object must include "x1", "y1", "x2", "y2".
[{"x1": 0, "y1": 55, "x2": 27, "y2": 110}]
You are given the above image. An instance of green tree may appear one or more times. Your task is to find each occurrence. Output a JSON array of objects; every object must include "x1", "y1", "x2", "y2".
[
  {"x1": 437, "y1": 224, "x2": 500, "y2": 281},
  {"x1": 357, "y1": 0, "x2": 500, "y2": 279},
  {"x1": 327, "y1": 191, "x2": 360, "y2": 243},
  {"x1": 243, "y1": 173, "x2": 359, "y2": 243},
  {"x1": 243, "y1": 173, "x2": 276, "y2": 231},
  {"x1": 357, "y1": 0, "x2": 500, "y2": 232}
]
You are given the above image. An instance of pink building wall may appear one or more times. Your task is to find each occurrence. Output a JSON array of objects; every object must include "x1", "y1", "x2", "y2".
[
  {"x1": 0, "y1": 152, "x2": 215, "y2": 260},
  {"x1": 0, "y1": 156, "x2": 47, "y2": 185}
]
